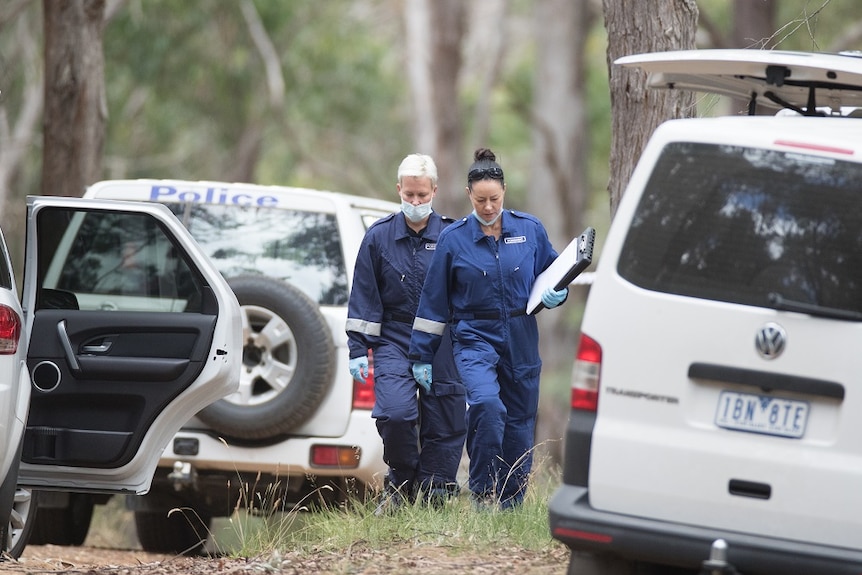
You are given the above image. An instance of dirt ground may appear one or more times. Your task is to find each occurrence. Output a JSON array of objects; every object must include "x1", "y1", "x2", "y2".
[{"x1": 3, "y1": 543, "x2": 569, "y2": 574}]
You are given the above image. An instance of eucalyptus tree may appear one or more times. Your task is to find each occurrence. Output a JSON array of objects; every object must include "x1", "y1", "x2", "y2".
[{"x1": 603, "y1": 0, "x2": 699, "y2": 218}]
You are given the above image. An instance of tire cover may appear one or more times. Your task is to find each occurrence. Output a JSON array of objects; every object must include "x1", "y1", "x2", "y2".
[{"x1": 197, "y1": 275, "x2": 335, "y2": 440}]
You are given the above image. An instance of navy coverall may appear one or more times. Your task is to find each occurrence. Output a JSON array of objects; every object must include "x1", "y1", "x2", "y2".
[
  {"x1": 346, "y1": 211, "x2": 466, "y2": 497},
  {"x1": 409, "y1": 210, "x2": 558, "y2": 507}
]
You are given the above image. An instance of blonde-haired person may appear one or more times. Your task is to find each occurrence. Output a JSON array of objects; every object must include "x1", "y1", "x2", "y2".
[
  {"x1": 409, "y1": 148, "x2": 567, "y2": 510},
  {"x1": 346, "y1": 153, "x2": 466, "y2": 514}
]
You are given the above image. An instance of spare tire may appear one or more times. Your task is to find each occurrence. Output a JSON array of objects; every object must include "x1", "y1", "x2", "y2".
[{"x1": 197, "y1": 275, "x2": 335, "y2": 441}]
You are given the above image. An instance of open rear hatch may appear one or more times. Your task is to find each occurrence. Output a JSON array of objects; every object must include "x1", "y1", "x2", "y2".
[{"x1": 616, "y1": 49, "x2": 862, "y2": 115}]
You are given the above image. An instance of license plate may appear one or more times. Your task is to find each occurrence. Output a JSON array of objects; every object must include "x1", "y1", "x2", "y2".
[{"x1": 714, "y1": 390, "x2": 809, "y2": 438}]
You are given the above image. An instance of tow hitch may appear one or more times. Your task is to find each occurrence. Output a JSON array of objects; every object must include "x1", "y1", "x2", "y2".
[
  {"x1": 167, "y1": 460, "x2": 197, "y2": 491},
  {"x1": 700, "y1": 539, "x2": 740, "y2": 575}
]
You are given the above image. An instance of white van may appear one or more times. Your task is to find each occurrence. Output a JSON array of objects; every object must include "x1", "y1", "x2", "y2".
[{"x1": 550, "y1": 50, "x2": 862, "y2": 574}]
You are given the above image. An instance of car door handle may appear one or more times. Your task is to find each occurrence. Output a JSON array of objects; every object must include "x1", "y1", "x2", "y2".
[
  {"x1": 82, "y1": 342, "x2": 113, "y2": 354},
  {"x1": 56, "y1": 320, "x2": 80, "y2": 373}
]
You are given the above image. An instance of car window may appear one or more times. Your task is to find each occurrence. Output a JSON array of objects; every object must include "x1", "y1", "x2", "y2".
[
  {"x1": 166, "y1": 203, "x2": 349, "y2": 306},
  {"x1": 0, "y1": 241, "x2": 11, "y2": 291},
  {"x1": 618, "y1": 142, "x2": 862, "y2": 314},
  {"x1": 39, "y1": 208, "x2": 205, "y2": 312}
]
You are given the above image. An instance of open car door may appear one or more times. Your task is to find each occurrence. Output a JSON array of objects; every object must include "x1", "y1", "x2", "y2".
[{"x1": 17, "y1": 196, "x2": 240, "y2": 494}]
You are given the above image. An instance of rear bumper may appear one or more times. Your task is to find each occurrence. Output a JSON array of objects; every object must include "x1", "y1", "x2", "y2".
[
  {"x1": 158, "y1": 410, "x2": 386, "y2": 489},
  {"x1": 549, "y1": 484, "x2": 862, "y2": 575}
]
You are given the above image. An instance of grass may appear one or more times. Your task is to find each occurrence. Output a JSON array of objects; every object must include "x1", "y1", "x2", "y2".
[
  {"x1": 77, "y1": 457, "x2": 570, "y2": 575},
  {"x1": 83, "y1": 445, "x2": 569, "y2": 574},
  {"x1": 206, "y1": 450, "x2": 565, "y2": 562}
]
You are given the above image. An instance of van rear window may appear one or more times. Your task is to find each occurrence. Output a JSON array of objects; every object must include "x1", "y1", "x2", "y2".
[{"x1": 618, "y1": 142, "x2": 862, "y2": 314}]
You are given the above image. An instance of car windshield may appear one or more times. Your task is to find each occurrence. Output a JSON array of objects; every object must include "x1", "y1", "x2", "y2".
[
  {"x1": 167, "y1": 203, "x2": 349, "y2": 306},
  {"x1": 618, "y1": 142, "x2": 862, "y2": 317}
]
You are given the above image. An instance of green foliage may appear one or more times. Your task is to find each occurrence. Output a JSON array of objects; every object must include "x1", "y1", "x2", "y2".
[
  {"x1": 697, "y1": 0, "x2": 862, "y2": 52},
  {"x1": 102, "y1": 0, "x2": 409, "y2": 195}
]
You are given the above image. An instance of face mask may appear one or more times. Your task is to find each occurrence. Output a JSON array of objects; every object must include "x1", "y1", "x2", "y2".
[
  {"x1": 401, "y1": 200, "x2": 433, "y2": 223},
  {"x1": 472, "y1": 203, "x2": 503, "y2": 226}
]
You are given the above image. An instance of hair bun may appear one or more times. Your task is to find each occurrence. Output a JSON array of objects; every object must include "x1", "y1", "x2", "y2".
[{"x1": 474, "y1": 148, "x2": 496, "y2": 162}]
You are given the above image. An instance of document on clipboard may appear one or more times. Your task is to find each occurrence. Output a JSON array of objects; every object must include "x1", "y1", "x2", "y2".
[{"x1": 526, "y1": 227, "x2": 595, "y2": 315}]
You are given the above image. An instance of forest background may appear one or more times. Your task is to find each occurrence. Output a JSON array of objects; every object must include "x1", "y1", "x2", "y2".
[{"x1": 1, "y1": 0, "x2": 860, "y2": 461}]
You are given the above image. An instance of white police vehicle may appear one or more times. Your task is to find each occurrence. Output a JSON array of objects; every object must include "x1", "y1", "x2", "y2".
[
  {"x1": 0, "y1": 196, "x2": 240, "y2": 558},
  {"x1": 29, "y1": 179, "x2": 394, "y2": 553},
  {"x1": 549, "y1": 50, "x2": 862, "y2": 574}
]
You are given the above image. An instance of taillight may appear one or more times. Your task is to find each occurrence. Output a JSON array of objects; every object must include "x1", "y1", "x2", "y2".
[
  {"x1": 352, "y1": 349, "x2": 376, "y2": 410},
  {"x1": 0, "y1": 305, "x2": 21, "y2": 355},
  {"x1": 571, "y1": 333, "x2": 601, "y2": 412},
  {"x1": 310, "y1": 445, "x2": 361, "y2": 468}
]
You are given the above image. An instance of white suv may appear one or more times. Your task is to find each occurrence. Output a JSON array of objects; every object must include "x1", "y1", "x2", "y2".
[
  {"x1": 0, "y1": 196, "x2": 240, "y2": 558},
  {"x1": 29, "y1": 180, "x2": 394, "y2": 553},
  {"x1": 550, "y1": 50, "x2": 862, "y2": 574}
]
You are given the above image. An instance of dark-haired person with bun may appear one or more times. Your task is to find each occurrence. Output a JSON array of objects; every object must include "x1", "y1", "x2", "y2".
[{"x1": 409, "y1": 148, "x2": 568, "y2": 510}]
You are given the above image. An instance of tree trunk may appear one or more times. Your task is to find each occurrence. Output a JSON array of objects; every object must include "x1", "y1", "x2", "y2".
[
  {"x1": 528, "y1": 0, "x2": 592, "y2": 370},
  {"x1": 733, "y1": 0, "x2": 776, "y2": 49},
  {"x1": 730, "y1": 0, "x2": 776, "y2": 114},
  {"x1": 428, "y1": 0, "x2": 467, "y2": 217},
  {"x1": 403, "y1": 0, "x2": 466, "y2": 217},
  {"x1": 467, "y1": 0, "x2": 508, "y2": 150},
  {"x1": 42, "y1": 0, "x2": 106, "y2": 197},
  {"x1": 404, "y1": 0, "x2": 436, "y2": 158},
  {"x1": 529, "y1": 0, "x2": 591, "y2": 249},
  {"x1": 529, "y1": 0, "x2": 593, "y2": 465},
  {"x1": 0, "y1": 4, "x2": 44, "y2": 276},
  {"x1": 0, "y1": 8, "x2": 43, "y2": 212},
  {"x1": 603, "y1": 0, "x2": 698, "y2": 218}
]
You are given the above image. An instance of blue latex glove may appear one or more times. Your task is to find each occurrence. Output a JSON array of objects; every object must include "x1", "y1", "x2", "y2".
[
  {"x1": 541, "y1": 286, "x2": 568, "y2": 308},
  {"x1": 412, "y1": 363, "x2": 433, "y2": 393},
  {"x1": 349, "y1": 356, "x2": 369, "y2": 383}
]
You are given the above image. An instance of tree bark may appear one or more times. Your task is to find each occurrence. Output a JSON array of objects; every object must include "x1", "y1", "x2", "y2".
[
  {"x1": 528, "y1": 0, "x2": 594, "y2": 464},
  {"x1": 733, "y1": 0, "x2": 776, "y2": 49},
  {"x1": 403, "y1": 0, "x2": 466, "y2": 217},
  {"x1": 404, "y1": 0, "x2": 436, "y2": 158},
  {"x1": 729, "y1": 0, "x2": 776, "y2": 114},
  {"x1": 527, "y1": 0, "x2": 592, "y2": 372},
  {"x1": 42, "y1": 0, "x2": 106, "y2": 197},
  {"x1": 529, "y1": 0, "x2": 591, "y2": 247},
  {"x1": 603, "y1": 0, "x2": 698, "y2": 218},
  {"x1": 468, "y1": 0, "x2": 508, "y2": 150},
  {"x1": 0, "y1": 8, "x2": 43, "y2": 212},
  {"x1": 427, "y1": 0, "x2": 466, "y2": 217}
]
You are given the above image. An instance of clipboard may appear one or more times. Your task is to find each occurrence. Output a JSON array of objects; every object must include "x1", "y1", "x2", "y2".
[{"x1": 526, "y1": 227, "x2": 595, "y2": 315}]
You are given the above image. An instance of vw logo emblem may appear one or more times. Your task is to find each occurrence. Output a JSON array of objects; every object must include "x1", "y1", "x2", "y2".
[{"x1": 756, "y1": 322, "x2": 786, "y2": 359}]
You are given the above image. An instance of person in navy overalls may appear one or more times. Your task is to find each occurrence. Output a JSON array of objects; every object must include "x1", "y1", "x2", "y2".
[
  {"x1": 409, "y1": 148, "x2": 568, "y2": 509},
  {"x1": 346, "y1": 153, "x2": 466, "y2": 513}
]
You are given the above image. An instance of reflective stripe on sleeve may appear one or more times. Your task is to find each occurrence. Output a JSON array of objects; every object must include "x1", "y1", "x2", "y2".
[
  {"x1": 345, "y1": 318, "x2": 382, "y2": 336},
  {"x1": 413, "y1": 317, "x2": 446, "y2": 336}
]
